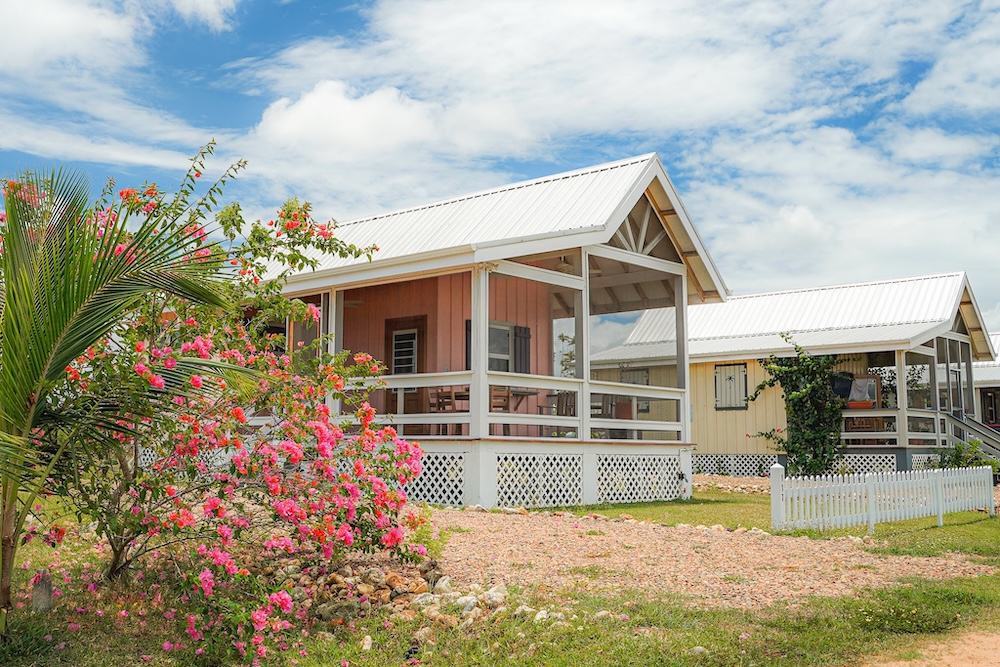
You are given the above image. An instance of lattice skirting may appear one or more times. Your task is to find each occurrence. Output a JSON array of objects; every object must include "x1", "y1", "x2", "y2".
[
  {"x1": 496, "y1": 454, "x2": 583, "y2": 508},
  {"x1": 137, "y1": 447, "x2": 235, "y2": 473},
  {"x1": 597, "y1": 455, "x2": 681, "y2": 503},
  {"x1": 693, "y1": 454, "x2": 778, "y2": 477},
  {"x1": 837, "y1": 453, "x2": 897, "y2": 474},
  {"x1": 910, "y1": 453, "x2": 941, "y2": 470},
  {"x1": 407, "y1": 453, "x2": 466, "y2": 507}
]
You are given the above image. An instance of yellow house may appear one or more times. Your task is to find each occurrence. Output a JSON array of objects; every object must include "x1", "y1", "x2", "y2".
[{"x1": 593, "y1": 273, "x2": 998, "y2": 475}]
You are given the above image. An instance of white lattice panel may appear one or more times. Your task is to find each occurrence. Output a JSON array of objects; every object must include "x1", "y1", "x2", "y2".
[
  {"x1": 137, "y1": 447, "x2": 234, "y2": 473},
  {"x1": 407, "y1": 453, "x2": 465, "y2": 507},
  {"x1": 495, "y1": 454, "x2": 583, "y2": 508},
  {"x1": 910, "y1": 454, "x2": 941, "y2": 470},
  {"x1": 597, "y1": 455, "x2": 682, "y2": 503},
  {"x1": 839, "y1": 454, "x2": 897, "y2": 474},
  {"x1": 693, "y1": 454, "x2": 777, "y2": 477}
]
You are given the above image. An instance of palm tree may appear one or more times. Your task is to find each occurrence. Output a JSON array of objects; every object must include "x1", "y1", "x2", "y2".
[{"x1": 0, "y1": 160, "x2": 234, "y2": 638}]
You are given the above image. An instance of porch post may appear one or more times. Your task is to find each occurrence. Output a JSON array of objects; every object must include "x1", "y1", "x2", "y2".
[
  {"x1": 579, "y1": 249, "x2": 591, "y2": 440},
  {"x1": 895, "y1": 349, "x2": 908, "y2": 466},
  {"x1": 673, "y1": 274, "x2": 690, "y2": 442},
  {"x1": 470, "y1": 265, "x2": 490, "y2": 438},
  {"x1": 328, "y1": 290, "x2": 345, "y2": 417}
]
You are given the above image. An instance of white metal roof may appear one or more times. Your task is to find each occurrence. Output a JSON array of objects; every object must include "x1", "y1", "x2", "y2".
[
  {"x1": 280, "y1": 154, "x2": 728, "y2": 302},
  {"x1": 593, "y1": 272, "x2": 995, "y2": 364}
]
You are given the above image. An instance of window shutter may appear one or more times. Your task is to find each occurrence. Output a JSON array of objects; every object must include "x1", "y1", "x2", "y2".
[
  {"x1": 514, "y1": 326, "x2": 531, "y2": 374},
  {"x1": 465, "y1": 320, "x2": 472, "y2": 371}
]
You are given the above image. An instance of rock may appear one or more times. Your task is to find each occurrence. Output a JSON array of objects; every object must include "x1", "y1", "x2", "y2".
[
  {"x1": 593, "y1": 610, "x2": 611, "y2": 619},
  {"x1": 513, "y1": 605, "x2": 536, "y2": 617},
  {"x1": 314, "y1": 600, "x2": 359, "y2": 623},
  {"x1": 433, "y1": 576, "x2": 453, "y2": 595},
  {"x1": 394, "y1": 593, "x2": 415, "y2": 606},
  {"x1": 435, "y1": 614, "x2": 460, "y2": 628},
  {"x1": 361, "y1": 635, "x2": 373, "y2": 651},
  {"x1": 374, "y1": 588, "x2": 391, "y2": 604},
  {"x1": 711, "y1": 524, "x2": 726, "y2": 531},
  {"x1": 360, "y1": 600, "x2": 372, "y2": 615},
  {"x1": 412, "y1": 581, "x2": 430, "y2": 595},
  {"x1": 410, "y1": 593, "x2": 438, "y2": 608},
  {"x1": 417, "y1": 559, "x2": 438, "y2": 577},
  {"x1": 413, "y1": 626, "x2": 435, "y2": 645},
  {"x1": 533, "y1": 610, "x2": 550, "y2": 622},
  {"x1": 733, "y1": 526, "x2": 748, "y2": 534},
  {"x1": 465, "y1": 504, "x2": 488, "y2": 512},
  {"x1": 390, "y1": 609, "x2": 418, "y2": 622},
  {"x1": 455, "y1": 595, "x2": 478, "y2": 610},
  {"x1": 313, "y1": 631, "x2": 336, "y2": 642},
  {"x1": 690, "y1": 646, "x2": 710, "y2": 655},
  {"x1": 422, "y1": 604, "x2": 441, "y2": 620},
  {"x1": 290, "y1": 587, "x2": 309, "y2": 602},
  {"x1": 618, "y1": 513, "x2": 634, "y2": 521},
  {"x1": 462, "y1": 606, "x2": 482, "y2": 621},
  {"x1": 356, "y1": 583, "x2": 375, "y2": 596},
  {"x1": 501, "y1": 507, "x2": 522, "y2": 515},
  {"x1": 326, "y1": 573, "x2": 346, "y2": 587},
  {"x1": 385, "y1": 572, "x2": 405, "y2": 589},
  {"x1": 284, "y1": 565, "x2": 302, "y2": 577},
  {"x1": 479, "y1": 585, "x2": 507, "y2": 608},
  {"x1": 337, "y1": 565, "x2": 354, "y2": 578},
  {"x1": 362, "y1": 568, "x2": 386, "y2": 588}
]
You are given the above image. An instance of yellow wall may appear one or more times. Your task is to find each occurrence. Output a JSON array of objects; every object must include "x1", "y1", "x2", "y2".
[{"x1": 690, "y1": 360, "x2": 787, "y2": 455}]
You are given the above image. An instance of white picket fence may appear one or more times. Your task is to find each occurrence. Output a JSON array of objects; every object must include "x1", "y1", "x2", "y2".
[{"x1": 769, "y1": 464, "x2": 996, "y2": 533}]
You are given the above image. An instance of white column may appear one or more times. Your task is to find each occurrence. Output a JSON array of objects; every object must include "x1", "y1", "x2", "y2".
[
  {"x1": 895, "y1": 349, "x2": 908, "y2": 455},
  {"x1": 328, "y1": 290, "x2": 345, "y2": 417},
  {"x1": 582, "y1": 447, "x2": 598, "y2": 504},
  {"x1": 579, "y1": 250, "x2": 591, "y2": 440},
  {"x1": 674, "y1": 274, "x2": 690, "y2": 442},
  {"x1": 470, "y1": 266, "x2": 490, "y2": 438}
]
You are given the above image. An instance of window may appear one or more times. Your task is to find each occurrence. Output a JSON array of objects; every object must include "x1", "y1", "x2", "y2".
[
  {"x1": 488, "y1": 324, "x2": 513, "y2": 371},
  {"x1": 619, "y1": 367, "x2": 650, "y2": 413},
  {"x1": 392, "y1": 329, "x2": 418, "y2": 375},
  {"x1": 715, "y1": 363, "x2": 748, "y2": 410}
]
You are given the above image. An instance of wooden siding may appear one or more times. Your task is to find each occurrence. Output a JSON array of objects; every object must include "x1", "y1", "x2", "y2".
[
  {"x1": 690, "y1": 360, "x2": 786, "y2": 455},
  {"x1": 488, "y1": 273, "x2": 554, "y2": 378}
]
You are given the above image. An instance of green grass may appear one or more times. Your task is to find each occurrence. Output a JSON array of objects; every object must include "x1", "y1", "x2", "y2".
[{"x1": 560, "y1": 489, "x2": 772, "y2": 530}]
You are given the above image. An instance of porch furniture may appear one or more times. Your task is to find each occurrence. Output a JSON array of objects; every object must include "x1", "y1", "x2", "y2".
[
  {"x1": 490, "y1": 386, "x2": 512, "y2": 436},
  {"x1": 429, "y1": 386, "x2": 458, "y2": 435}
]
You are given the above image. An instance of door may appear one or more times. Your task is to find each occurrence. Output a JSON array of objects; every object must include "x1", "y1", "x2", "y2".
[{"x1": 385, "y1": 316, "x2": 428, "y2": 430}]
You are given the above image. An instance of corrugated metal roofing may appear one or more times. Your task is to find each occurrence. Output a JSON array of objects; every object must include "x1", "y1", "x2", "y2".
[
  {"x1": 596, "y1": 272, "x2": 988, "y2": 362},
  {"x1": 290, "y1": 154, "x2": 656, "y2": 274}
]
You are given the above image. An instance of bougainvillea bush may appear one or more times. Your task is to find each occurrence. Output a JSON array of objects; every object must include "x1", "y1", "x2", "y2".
[{"x1": 4, "y1": 147, "x2": 426, "y2": 664}]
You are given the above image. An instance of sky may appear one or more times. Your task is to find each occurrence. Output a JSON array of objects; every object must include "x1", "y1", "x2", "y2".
[{"x1": 2, "y1": 0, "x2": 1000, "y2": 350}]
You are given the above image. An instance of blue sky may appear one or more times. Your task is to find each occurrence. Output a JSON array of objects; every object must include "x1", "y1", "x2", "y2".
[{"x1": 2, "y1": 0, "x2": 1000, "y2": 349}]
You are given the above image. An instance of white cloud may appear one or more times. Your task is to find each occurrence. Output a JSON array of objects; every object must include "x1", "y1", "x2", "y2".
[{"x1": 158, "y1": 0, "x2": 240, "y2": 31}]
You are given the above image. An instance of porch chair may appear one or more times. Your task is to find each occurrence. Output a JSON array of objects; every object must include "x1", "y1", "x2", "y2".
[
  {"x1": 429, "y1": 386, "x2": 457, "y2": 435},
  {"x1": 490, "y1": 386, "x2": 512, "y2": 436}
]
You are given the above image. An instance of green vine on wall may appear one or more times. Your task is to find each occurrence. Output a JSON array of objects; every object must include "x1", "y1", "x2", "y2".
[{"x1": 750, "y1": 334, "x2": 849, "y2": 475}]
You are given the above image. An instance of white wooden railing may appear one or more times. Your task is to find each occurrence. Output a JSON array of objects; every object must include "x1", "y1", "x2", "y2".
[{"x1": 770, "y1": 464, "x2": 995, "y2": 533}]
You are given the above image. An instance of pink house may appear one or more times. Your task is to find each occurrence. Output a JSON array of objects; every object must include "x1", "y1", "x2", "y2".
[{"x1": 279, "y1": 154, "x2": 728, "y2": 507}]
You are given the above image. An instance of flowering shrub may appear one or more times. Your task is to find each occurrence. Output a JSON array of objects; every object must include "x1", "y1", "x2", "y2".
[{"x1": 8, "y1": 146, "x2": 427, "y2": 663}]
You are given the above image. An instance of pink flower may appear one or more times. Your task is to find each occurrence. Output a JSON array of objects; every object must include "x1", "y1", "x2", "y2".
[
  {"x1": 163, "y1": 357, "x2": 177, "y2": 369},
  {"x1": 190, "y1": 375, "x2": 203, "y2": 389},
  {"x1": 381, "y1": 526, "x2": 404, "y2": 548},
  {"x1": 162, "y1": 641, "x2": 173, "y2": 652},
  {"x1": 269, "y1": 590, "x2": 294, "y2": 614}
]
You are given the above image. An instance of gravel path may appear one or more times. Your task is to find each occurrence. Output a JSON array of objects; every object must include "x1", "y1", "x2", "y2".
[{"x1": 431, "y1": 476, "x2": 998, "y2": 610}]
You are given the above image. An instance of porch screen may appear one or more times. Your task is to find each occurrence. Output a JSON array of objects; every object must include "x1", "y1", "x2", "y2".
[{"x1": 715, "y1": 363, "x2": 748, "y2": 410}]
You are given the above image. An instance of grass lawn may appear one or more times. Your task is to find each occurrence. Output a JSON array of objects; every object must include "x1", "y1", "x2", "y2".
[{"x1": 4, "y1": 489, "x2": 1000, "y2": 667}]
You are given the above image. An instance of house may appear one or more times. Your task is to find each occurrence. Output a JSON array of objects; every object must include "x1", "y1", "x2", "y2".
[
  {"x1": 278, "y1": 154, "x2": 729, "y2": 507},
  {"x1": 974, "y1": 334, "x2": 1000, "y2": 429},
  {"x1": 592, "y1": 272, "x2": 998, "y2": 475}
]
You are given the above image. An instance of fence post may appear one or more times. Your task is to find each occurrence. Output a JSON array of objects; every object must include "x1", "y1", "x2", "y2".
[
  {"x1": 986, "y1": 467, "x2": 996, "y2": 517},
  {"x1": 865, "y1": 473, "x2": 876, "y2": 535},
  {"x1": 770, "y1": 464, "x2": 784, "y2": 530},
  {"x1": 933, "y1": 468, "x2": 944, "y2": 527}
]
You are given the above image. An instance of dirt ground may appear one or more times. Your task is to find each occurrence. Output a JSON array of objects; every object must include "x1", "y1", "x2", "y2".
[{"x1": 865, "y1": 631, "x2": 1000, "y2": 667}]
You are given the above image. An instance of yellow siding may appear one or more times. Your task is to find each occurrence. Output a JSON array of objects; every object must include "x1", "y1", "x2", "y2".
[{"x1": 690, "y1": 360, "x2": 787, "y2": 455}]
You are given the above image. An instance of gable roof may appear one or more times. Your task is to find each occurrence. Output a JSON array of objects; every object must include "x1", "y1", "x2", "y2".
[
  {"x1": 593, "y1": 272, "x2": 995, "y2": 364},
  {"x1": 281, "y1": 154, "x2": 728, "y2": 302}
]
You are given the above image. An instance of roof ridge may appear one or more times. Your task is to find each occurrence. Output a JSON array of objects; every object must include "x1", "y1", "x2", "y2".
[
  {"x1": 336, "y1": 154, "x2": 656, "y2": 229},
  {"x1": 689, "y1": 319, "x2": 947, "y2": 342},
  {"x1": 724, "y1": 271, "x2": 966, "y2": 301}
]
